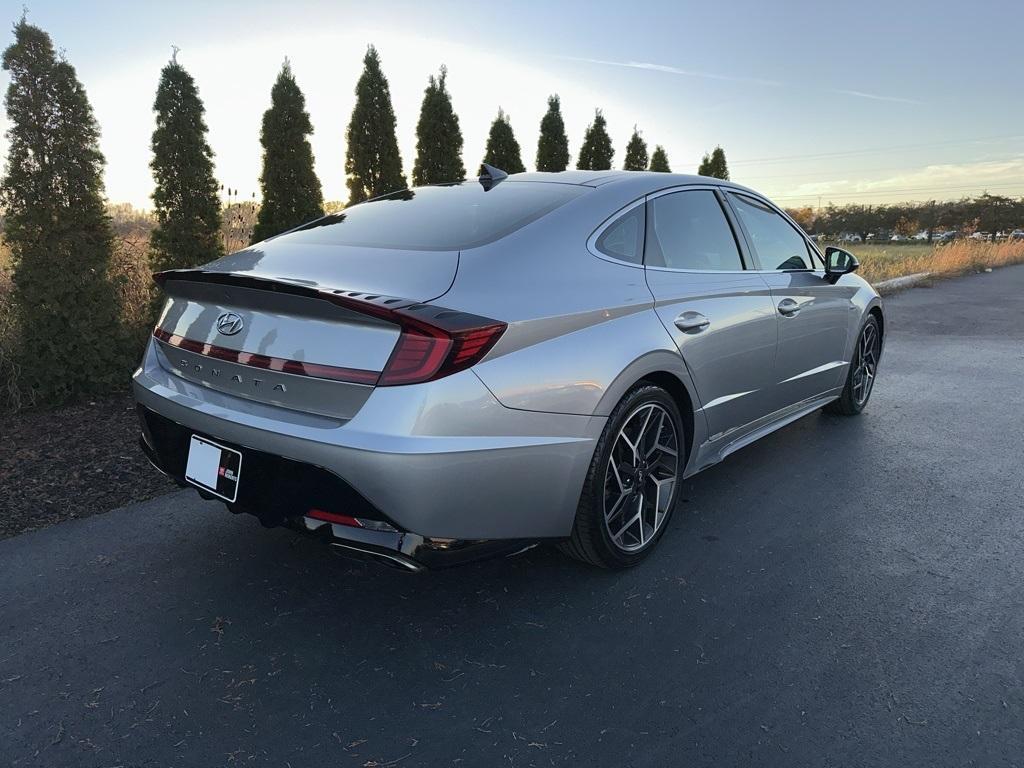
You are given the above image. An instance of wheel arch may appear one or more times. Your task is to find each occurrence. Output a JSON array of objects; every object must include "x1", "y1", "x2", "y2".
[{"x1": 594, "y1": 350, "x2": 705, "y2": 467}]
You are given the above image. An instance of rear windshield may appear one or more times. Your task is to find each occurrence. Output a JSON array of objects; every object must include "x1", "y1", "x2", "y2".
[{"x1": 281, "y1": 181, "x2": 588, "y2": 251}]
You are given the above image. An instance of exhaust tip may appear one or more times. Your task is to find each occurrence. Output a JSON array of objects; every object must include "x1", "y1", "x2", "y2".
[{"x1": 329, "y1": 542, "x2": 423, "y2": 573}]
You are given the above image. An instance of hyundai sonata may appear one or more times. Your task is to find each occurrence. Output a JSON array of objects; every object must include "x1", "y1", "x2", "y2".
[{"x1": 134, "y1": 168, "x2": 883, "y2": 570}]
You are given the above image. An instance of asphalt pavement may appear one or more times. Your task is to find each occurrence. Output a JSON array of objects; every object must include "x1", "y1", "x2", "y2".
[{"x1": 3, "y1": 265, "x2": 1024, "y2": 767}]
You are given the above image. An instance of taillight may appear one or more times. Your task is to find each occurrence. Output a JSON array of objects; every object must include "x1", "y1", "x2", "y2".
[
  {"x1": 152, "y1": 270, "x2": 507, "y2": 388},
  {"x1": 378, "y1": 310, "x2": 506, "y2": 386}
]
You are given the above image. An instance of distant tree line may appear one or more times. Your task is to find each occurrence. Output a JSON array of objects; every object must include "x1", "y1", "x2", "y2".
[{"x1": 785, "y1": 195, "x2": 1024, "y2": 242}]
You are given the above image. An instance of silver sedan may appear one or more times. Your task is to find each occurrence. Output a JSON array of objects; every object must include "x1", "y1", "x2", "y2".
[{"x1": 134, "y1": 169, "x2": 883, "y2": 570}]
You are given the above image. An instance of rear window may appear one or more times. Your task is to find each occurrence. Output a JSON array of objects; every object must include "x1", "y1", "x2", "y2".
[{"x1": 279, "y1": 181, "x2": 588, "y2": 251}]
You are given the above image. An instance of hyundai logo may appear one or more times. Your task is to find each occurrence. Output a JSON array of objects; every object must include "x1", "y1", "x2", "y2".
[{"x1": 216, "y1": 312, "x2": 244, "y2": 336}]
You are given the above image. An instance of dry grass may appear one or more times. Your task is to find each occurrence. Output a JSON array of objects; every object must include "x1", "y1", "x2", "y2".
[{"x1": 855, "y1": 240, "x2": 1024, "y2": 284}]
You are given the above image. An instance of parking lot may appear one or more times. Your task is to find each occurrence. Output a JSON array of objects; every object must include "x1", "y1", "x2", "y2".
[{"x1": 2, "y1": 266, "x2": 1024, "y2": 767}]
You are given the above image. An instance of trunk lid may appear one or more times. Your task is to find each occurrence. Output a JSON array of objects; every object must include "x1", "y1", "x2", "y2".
[{"x1": 152, "y1": 244, "x2": 459, "y2": 420}]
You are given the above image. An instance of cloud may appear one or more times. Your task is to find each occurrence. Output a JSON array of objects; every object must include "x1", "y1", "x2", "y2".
[
  {"x1": 562, "y1": 55, "x2": 923, "y2": 105},
  {"x1": 829, "y1": 88, "x2": 923, "y2": 105},
  {"x1": 557, "y1": 55, "x2": 783, "y2": 88},
  {"x1": 782, "y1": 156, "x2": 1024, "y2": 200}
]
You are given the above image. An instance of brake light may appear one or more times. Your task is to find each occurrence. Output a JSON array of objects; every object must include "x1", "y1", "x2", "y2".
[
  {"x1": 152, "y1": 270, "x2": 507, "y2": 387},
  {"x1": 378, "y1": 310, "x2": 506, "y2": 386},
  {"x1": 308, "y1": 509, "x2": 363, "y2": 527}
]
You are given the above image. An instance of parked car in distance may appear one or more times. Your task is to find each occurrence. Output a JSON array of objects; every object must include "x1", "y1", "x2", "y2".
[
  {"x1": 134, "y1": 169, "x2": 884, "y2": 571},
  {"x1": 1010, "y1": 230, "x2": 1024, "y2": 240},
  {"x1": 890, "y1": 233, "x2": 908, "y2": 242}
]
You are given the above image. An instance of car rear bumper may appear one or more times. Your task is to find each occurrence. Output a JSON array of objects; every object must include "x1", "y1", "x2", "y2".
[{"x1": 132, "y1": 339, "x2": 604, "y2": 546}]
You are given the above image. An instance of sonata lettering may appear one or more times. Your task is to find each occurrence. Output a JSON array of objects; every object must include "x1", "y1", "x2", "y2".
[{"x1": 177, "y1": 361, "x2": 287, "y2": 393}]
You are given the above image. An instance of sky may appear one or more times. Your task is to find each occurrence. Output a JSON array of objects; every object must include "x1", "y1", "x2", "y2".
[{"x1": 1, "y1": 0, "x2": 1023, "y2": 209}]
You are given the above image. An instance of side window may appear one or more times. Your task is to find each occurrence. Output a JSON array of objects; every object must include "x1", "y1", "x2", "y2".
[
  {"x1": 729, "y1": 194, "x2": 812, "y2": 270},
  {"x1": 645, "y1": 190, "x2": 744, "y2": 271},
  {"x1": 595, "y1": 204, "x2": 644, "y2": 264}
]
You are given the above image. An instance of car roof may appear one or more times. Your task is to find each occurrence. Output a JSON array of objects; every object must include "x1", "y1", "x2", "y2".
[{"x1": 505, "y1": 170, "x2": 760, "y2": 198}]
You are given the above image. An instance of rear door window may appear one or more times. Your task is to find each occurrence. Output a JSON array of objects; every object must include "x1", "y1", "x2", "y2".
[{"x1": 645, "y1": 190, "x2": 745, "y2": 270}]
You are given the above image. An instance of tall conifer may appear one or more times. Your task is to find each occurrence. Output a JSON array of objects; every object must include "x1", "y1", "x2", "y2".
[
  {"x1": 535, "y1": 95, "x2": 569, "y2": 172},
  {"x1": 150, "y1": 52, "x2": 223, "y2": 270},
  {"x1": 1, "y1": 18, "x2": 125, "y2": 403},
  {"x1": 649, "y1": 145, "x2": 671, "y2": 172},
  {"x1": 252, "y1": 59, "x2": 323, "y2": 242},
  {"x1": 412, "y1": 66, "x2": 465, "y2": 185},
  {"x1": 576, "y1": 109, "x2": 614, "y2": 170},
  {"x1": 481, "y1": 109, "x2": 525, "y2": 174},
  {"x1": 623, "y1": 126, "x2": 648, "y2": 171},
  {"x1": 345, "y1": 46, "x2": 406, "y2": 204}
]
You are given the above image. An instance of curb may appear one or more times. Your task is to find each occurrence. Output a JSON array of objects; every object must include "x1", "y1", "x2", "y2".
[{"x1": 874, "y1": 272, "x2": 932, "y2": 295}]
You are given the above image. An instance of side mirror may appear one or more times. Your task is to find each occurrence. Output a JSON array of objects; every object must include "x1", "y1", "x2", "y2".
[{"x1": 824, "y1": 246, "x2": 859, "y2": 284}]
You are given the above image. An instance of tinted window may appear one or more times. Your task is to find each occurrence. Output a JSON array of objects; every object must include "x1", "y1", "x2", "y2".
[
  {"x1": 282, "y1": 182, "x2": 587, "y2": 251},
  {"x1": 595, "y1": 205, "x2": 644, "y2": 264},
  {"x1": 730, "y1": 194, "x2": 812, "y2": 270},
  {"x1": 645, "y1": 191, "x2": 744, "y2": 270}
]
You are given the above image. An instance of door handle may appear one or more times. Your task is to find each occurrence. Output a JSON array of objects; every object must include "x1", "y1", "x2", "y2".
[
  {"x1": 777, "y1": 298, "x2": 801, "y2": 317},
  {"x1": 674, "y1": 311, "x2": 710, "y2": 333}
]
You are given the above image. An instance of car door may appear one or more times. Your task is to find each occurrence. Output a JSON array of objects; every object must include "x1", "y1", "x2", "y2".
[
  {"x1": 642, "y1": 187, "x2": 778, "y2": 442},
  {"x1": 725, "y1": 192, "x2": 855, "y2": 409}
]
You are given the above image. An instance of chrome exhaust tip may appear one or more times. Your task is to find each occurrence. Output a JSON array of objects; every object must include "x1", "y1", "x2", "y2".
[{"x1": 329, "y1": 542, "x2": 423, "y2": 573}]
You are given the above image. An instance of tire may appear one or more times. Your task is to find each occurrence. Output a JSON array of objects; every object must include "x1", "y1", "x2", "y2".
[
  {"x1": 560, "y1": 383, "x2": 685, "y2": 569},
  {"x1": 826, "y1": 314, "x2": 881, "y2": 416}
]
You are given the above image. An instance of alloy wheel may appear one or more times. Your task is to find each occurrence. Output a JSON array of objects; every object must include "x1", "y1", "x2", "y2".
[
  {"x1": 851, "y1": 322, "x2": 880, "y2": 406},
  {"x1": 603, "y1": 402, "x2": 680, "y2": 553}
]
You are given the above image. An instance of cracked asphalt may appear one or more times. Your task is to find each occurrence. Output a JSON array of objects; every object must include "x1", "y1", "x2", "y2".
[{"x1": 2, "y1": 265, "x2": 1023, "y2": 767}]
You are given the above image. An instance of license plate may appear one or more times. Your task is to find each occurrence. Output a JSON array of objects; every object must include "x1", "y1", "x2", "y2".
[{"x1": 185, "y1": 435, "x2": 242, "y2": 502}]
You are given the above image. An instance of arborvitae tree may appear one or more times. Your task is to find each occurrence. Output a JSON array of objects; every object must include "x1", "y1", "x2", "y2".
[
  {"x1": 576, "y1": 109, "x2": 614, "y2": 170},
  {"x1": 150, "y1": 53, "x2": 223, "y2": 271},
  {"x1": 1, "y1": 18, "x2": 126, "y2": 404},
  {"x1": 346, "y1": 45, "x2": 406, "y2": 204},
  {"x1": 412, "y1": 66, "x2": 465, "y2": 186},
  {"x1": 622, "y1": 126, "x2": 648, "y2": 171},
  {"x1": 536, "y1": 94, "x2": 569, "y2": 172},
  {"x1": 481, "y1": 108, "x2": 525, "y2": 174},
  {"x1": 649, "y1": 145, "x2": 671, "y2": 172},
  {"x1": 698, "y1": 145, "x2": 730, "y2": 180},
  {"x1": 252, "y1": 59, "x2": 323, "y2": 243}
]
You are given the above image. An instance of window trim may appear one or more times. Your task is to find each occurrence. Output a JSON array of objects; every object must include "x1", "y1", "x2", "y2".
[{"x1": 642, "y1": 185, "x2": 753, "y2": 274}]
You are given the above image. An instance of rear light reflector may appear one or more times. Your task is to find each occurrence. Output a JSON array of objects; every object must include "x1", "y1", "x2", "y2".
[
  {"x1": 307, "y1": 509, "x2": 363, "y2": 527},
  {"x1": 153, "y1": 328, "x2": 380, "y2": 385}
]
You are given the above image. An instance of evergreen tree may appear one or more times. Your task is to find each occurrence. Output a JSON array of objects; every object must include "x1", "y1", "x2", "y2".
[
  {"x1": 698, "y1": 145, "x2": 730, "y2": 179},
  {"x1": 649, "y1": 145, "x2": 671, "y2": 172},
  {"x1": 481, "y1": 108, "x2": 525, "y2": 174},
  {"x1": 576, "y1": 109, "x2": 614, "y2": 170},
  {"x1": 252, "y1": 59, "x2": 323, "y2": 243},
  {"x1": 150, "y1": 52, "x2": 223, "y2": 271},
  {"x1": 346, "y1": 45, "x2": 406, "y2": 204},
  {"x1": 412, "y1": 65, "x2": 465, "y2": 186},
  {"x1": 535, "y1": 94, "x2": 569, "y2": 172},
  {"x1": 1, "y1": 17, "x2": 126, "y2": 404},
  {"x1": 622, "y1": 126, "x2": 648, "y2": 171}
]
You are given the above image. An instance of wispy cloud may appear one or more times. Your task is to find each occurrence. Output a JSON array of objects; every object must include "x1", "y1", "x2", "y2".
[
  {"x1": 829, "y1": 88, "x2": 923, "y2": 105},
  {"x1": 561, "y1": 55, "x2": 923, "y2": 105},
  {"x1": 558, "y1": 55, "x2": 784, "y2": 88}
]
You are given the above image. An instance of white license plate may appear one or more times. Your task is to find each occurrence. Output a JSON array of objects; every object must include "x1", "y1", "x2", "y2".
[{"x1": 185, "y1": 435, "x2": 242, "y2": 502}]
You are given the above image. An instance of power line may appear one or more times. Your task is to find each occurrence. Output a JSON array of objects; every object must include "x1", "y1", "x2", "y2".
[
  {"x1": 724, "y1": 134, "x2": 1024, "y2": 167},
  {"x1": 769, "y1": 180, "x2": 1024, "y2": 202},
  {"x1": 740, "y1": 156, "x2": 1024, "y2": 182}
]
